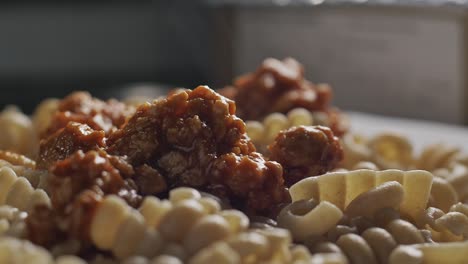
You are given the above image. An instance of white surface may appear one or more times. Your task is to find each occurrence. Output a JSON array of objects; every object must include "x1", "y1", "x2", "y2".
[{"x1": 348, "y1": 112, "x2": 468, "y2": 153}]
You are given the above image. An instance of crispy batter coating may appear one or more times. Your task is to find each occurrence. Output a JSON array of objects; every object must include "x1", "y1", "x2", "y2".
[
  {"x1": 48, "y1": 150, "x2": 138, "y2": 211},
  {"x1": 37, "y1": 122, "x2": 105, "y2": 169},
  {"x1": 219, "y1": 58, "x2": 347, "y2": 136},
  {"x1": 108, "y1": 86, "x2": 290, "y2": 214},
  {"x1": 269, "y1": 126, "x2": 343, "y2": 186},
  {"x1": 44, "y1": 91, "x2": 134, "y2": 138}
]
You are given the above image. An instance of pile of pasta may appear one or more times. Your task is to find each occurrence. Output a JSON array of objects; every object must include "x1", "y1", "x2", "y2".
[
  {"x1": 246, "y1": 108, "x2": 345, "y2": 155},
  {"x1": 1, "y1": 100, "x2": 468, "y2": 264}
]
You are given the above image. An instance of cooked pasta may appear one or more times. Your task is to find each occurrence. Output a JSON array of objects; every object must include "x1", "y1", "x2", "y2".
[
  {"x1": 368, "y1": 133, "x2": 413, "y2": 170},
  {"x1": 245, "y1": 108, "x2": 331, "y2": 154},
  {"x1": 290, "y1": 169, "x2": 433, "y2": 221},
  {"x1": 0, "y1": 167, "x2": 51, "y2": 211},
  {"x1": 31, "y1": 98, "x2": 59, "y2": 136},
  {"x1": 0, "y1": 106, "x2": 38, "y2": 158},
  {"x1": 277, "y1": 199, "x2": 343, "y2": 242},
  {"x1": 417, "y1": 144, "x2": 460, "y2": 172},
  {"x1": 0, "y1": 89, "x2": 468, "y2": 264}
]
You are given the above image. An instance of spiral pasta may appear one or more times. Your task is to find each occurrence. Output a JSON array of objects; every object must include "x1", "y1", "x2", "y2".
[
  {"x1": 88, "y1": 188, "x2": 251, "y2": 260},
  {"x1": 0, "y1": 106, "x2": 38, "y2": 158},
  {"x1": 290, "y1": 169, "x2": 433, "y2": 221},
  {"x1": 368, "y1": 133, "x2": 413, "y2": 170},
  {"x1": 245, "y1": 108, "x2": 318, "y2": 153},
  {"x1": 0, "y1": 167, "x2": 50, "y2": 212},
  {"x1": 277, "y1": 199, "x2": 343, "y2": 242},
  {"x1": 31, "y1": 98, "x2": 59, "y2": 136},
  {"x1": 417, "y1": 144, "x2": 460, "y2": 172}
]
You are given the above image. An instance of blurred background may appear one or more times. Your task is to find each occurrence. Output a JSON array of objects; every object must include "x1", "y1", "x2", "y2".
[{"x1": 1, "y1": 0, "x2": 467, "y2": 125}]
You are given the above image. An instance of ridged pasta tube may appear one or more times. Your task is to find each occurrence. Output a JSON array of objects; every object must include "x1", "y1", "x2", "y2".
[
  {"x1": 277, "y1": 199, "x2": 343, "y2": 242},
  {"x1": 290, "y1": 169, "x2": 433, "y2": 221},
  {"x1": 0, "y1": 167, "x2": 51, "y2": 211}
]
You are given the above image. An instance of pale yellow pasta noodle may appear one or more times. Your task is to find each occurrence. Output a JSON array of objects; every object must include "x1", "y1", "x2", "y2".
[
  {"x1": 290, "y1": 169, "x2": 433, "y2": 221},
  {"x1": 31, "y1": 98, "x2": 59, "y2": 136},
  {"x1": 90, "y1": 195, "x2": 130, "y2": 250},
  {"x1": 277, "y1": 199, "x2": 343, "y2": 242},
  {"x1": 0, "y1": 167, "x2": 51, "y2": 212},
  {"x1": 183, "y1": 214, "x2": 231, "y2": 255},
  {"x1": 345, "y1": 181, "x2": 404, "y2": 218},
  {"x1": 309, "y1": 253, "x2": 348, "y2": 264},
  {"x1": 388, "y1": 245, "x2": 423, "y2": 264},
  {"x1": 169, "y1": 187, "x2": 202, "y2": 204},
  {"x1": 287, "y1": 108, "x2": 314, "y2": 127},
  {"x1": 361, "y1": 227, "x2": 398, "y2": 264},
  {"x1": 417, "y1": 144, "x2": 460, "y2": 172},
  {"x1": 340, "y1": 133, "x2": 371, "y2": 169},
  {"x1": 151, "y1": 255, "x2": 183, "y2": 264},
  {"x1": 263, "y1": 113, "x2": 289, "y2": 142},
  {"x1": 429, "y1": 177, "x2": 458, "y2": 213},
  {"x1": 336, "y1": 233, "x2": 378, "y2": 264},
  {"x1": 138, "y1": 196, "x2": 172, "y2": 228},
  {"x1": 112, "y1": 210, "x2": 147, "y2": 259},
  {"x1": 219, "y1": 210, "x2": 249, "y2": 234},
  {"x1": 414, "y1": 241, "x2": 468, "y2": 264},
  {"x1": 158, "y1": 199, "x2": 206, "y2": 242},
  {"x1": 0, "y1": 237, "x2": 52, "y2": 264},
  {"x1": 369, "y1": 133, "x2": 413, "y2": 170},
  {"x1": 0, "y1": 106, "x2": 38, "y2": 158},
  {"x1": 188, "y1": 241, "x2": 240, "y2": 264}
]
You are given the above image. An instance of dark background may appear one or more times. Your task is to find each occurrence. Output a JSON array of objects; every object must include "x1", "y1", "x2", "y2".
[{"x1": 0, "y1": 0, "x2": 214, "y2": 112}]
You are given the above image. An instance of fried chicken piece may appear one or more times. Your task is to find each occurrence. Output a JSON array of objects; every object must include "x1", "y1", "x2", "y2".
[
  {"x1": 220, "y1": 58, "x2": 347, "y2": 136},
  {"x1": 43, "y1": 91, "x2": 134, "y2": 139},
  {"x1": 108, "y1": 86, "x2": 290, "y2": 214},
  {"x1": 37, "y1": 122, "x2": 105, "y2": 169},
  {"x1": 49, "y1": 150, "x2": 131, "y2": 210},
  {"x1": 269, "y1": 126, "x2": 343, "y2": 186}
]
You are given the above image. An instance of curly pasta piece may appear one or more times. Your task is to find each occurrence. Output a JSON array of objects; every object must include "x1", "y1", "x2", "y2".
[
  {"x1": 183, "y1": 215, "x2": 231, "y2": 255},
  {"x1": 32, "y1": 98, "x2": 59, "y2": 136},
  {"x1": 138, "y1": 196, "x2": 172, "y2": 228},
  {"x1": 361, "y1": 228, "x2": 398, "y2": 264},
  {"x1": 112, "y1": 210, "x2": 147, "y2": 259},
  {"x1": 386, "y1": 220, "x2": 425, "y2": 245},
  {"x1": 158, "y1": 199, "x2": 206, "y2": 243},
  {"x1": 417, "y1": 144, "x2": 460, "y2": 172},
  {"x1": 368, "y1": 133, "x2": 413, "y2": 170},
  {"x1": 309, "y1": 253, "x2": 348, "y2": 264},
  {"x1": 90, "y1": 195, "x2": 130, "y2": 250},
  {"x1": 0, "y1": 237, "x2": 53, "y2": 264},
  {"x1": 340, "y1": 133, "x2": 371, "y2": 169},
  {"x1": 433, "y1": 212, "x2": 468, "y2": 238},
  {"x1": 336, "y1": 233, "x2": 378, "y2": 264},
  {"x1": 345, "y1": 181, "x2": 404, "y2": 219},
  {"x1": 219, "y1": 210, "x2": 249, "y2": 234},
  {"x1": 290, "y1": 169, "x2": 433, "y2": 221},
  {"x1": 388, "y1": 245, "x2": 423, "y2": 264},
  {"x1": 0, "y1": 167, "x2": 51, "y2": 211},
  {"x1": 188, "y1": 241, "x2": 240, "y2": 264},
  {"x1": 263, "y1": 113, "x2": 289, "y2": 143},
  {"x1": 434, "y1": 163, "x2": 468, "y2": 202},
  {"x1": 429, "y1": 177, "x2": 458, "y2": 212},
  {"x1": 277, "y1": 199, "x2": 343, "y2": 242},
  {"x1": 245, "y1": 108, "x2": 329, "y2": 154},
  {"x1": 424, "y1": 242, "x2": 468, "y2": 263},
  {"x1": 0, "y1": 106, "x2": 38, "y2": 158},
  {"x1": 352, "y1": 161, "x2": 379, "y2": 171}
]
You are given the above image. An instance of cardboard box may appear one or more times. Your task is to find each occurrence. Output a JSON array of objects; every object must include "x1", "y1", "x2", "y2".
[{"x1": 207, "y1": 1, "x2": 468, "y2": 124}]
